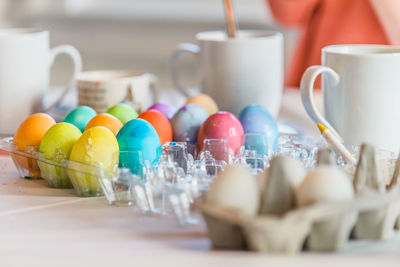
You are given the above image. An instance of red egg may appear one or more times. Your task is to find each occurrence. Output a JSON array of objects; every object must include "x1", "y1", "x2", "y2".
[{"x1": 198, "y1": 111, "x2": 244, "y2": 154}]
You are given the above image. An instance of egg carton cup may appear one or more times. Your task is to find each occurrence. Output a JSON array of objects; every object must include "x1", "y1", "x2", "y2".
[
  {"x1": 125, "y1": 163, "x2": 211, "y2": 224},
  {"x1": 351, "y1": 144, "x2": 400, "y2": 240},
  {"x1": 0, "y1": 137, "x2": 41, "y2": 179},
  {"x1": 200, "y1": 189, "x2": 400, "y2": 254},
  {"x1": 97, "y1": 167, "x2": 142, "y2": 206},
  {"x1": 38, "y1": 156, "x2": 105, "y2": 197},
  {"x1": 37, "y1": 153, "x2": 73, "y2": 188}
]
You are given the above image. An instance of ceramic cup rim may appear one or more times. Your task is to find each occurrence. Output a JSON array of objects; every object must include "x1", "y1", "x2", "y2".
[
  {"x1": 76, "y1": 70, "x2": 147, "y2": 82},
  {"x1": 323, "y1": 44, "x2": 400, "y2": 57},
  {"x1": 195, "y1": 30, "x2": 283, "y2": 42},
  {"x1": 0, "y1": 28, "x2": 48, "y2": 38}
]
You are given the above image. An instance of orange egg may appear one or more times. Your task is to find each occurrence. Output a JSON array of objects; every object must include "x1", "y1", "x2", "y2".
[
  {"x1": 138, "y1": 109, "x2": 173, "y2": 145},
  {"x1": 13, "y1": 113, "x2": 56, "y2": 151},
  {"x1": 84, "y1": 113, "x2": 123, "y2": 136},
  {"x1": 185, "y1": 94, "x2": 218, "y2": 115}
]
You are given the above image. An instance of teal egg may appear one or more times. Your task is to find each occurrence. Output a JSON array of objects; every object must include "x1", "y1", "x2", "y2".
[
  {"x1": 63, "y1": 106, "x2": 97, "y2": 132},
  {"x1": 117, "y1": 119, "x2": 161, "y2": 171}
]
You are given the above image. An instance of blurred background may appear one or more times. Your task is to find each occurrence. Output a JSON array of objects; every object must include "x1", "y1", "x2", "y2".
[{"x1": 0, "y1": 0, "x2": 298, "y2": 89}]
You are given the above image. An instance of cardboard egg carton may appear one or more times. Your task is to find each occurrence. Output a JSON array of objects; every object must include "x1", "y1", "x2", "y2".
[{"x1": 200, "y1": 143, "x2": 400, "y2": 254}]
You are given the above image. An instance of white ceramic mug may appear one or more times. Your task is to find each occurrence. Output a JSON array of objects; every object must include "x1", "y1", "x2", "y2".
[
  {"x1": 171, "y1": 30, "x2": 284, "y2": 116},
  {"x1": 301, "y1": 44, "x2": 400, "y2": 152},
  {"x1": 76, "y1": 70, "x2": 158, "y2": 113},
  {"x1": 0, "y1": 28, "x2": 82, "y2": 135}
]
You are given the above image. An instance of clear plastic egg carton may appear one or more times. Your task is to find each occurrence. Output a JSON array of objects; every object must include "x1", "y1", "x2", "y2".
[{"x1": 0, "y1": 137, "x2": 107, "y2": 197}]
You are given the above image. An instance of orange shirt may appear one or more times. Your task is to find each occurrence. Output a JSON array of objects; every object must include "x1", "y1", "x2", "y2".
[{"x1": 268, "y1": 0, "x2": 389, "y2": 87}]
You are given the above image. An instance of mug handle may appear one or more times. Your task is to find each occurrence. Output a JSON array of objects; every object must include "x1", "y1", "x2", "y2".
[
  {"x1": 126, "y1": 74, "x2": 159, "y2": 113},
  {"x1": 171, "y1": 43, "x2": 200, "y2": 98},
  {"x1": 44, "y1": 45, "x2": 82, "y2": 112},
  {"x1": 300, "y1": 65, "x2": 343, "y2": 141},
  {"x1": 147, "y1": 73, "x2": 159, "y2": 102}
]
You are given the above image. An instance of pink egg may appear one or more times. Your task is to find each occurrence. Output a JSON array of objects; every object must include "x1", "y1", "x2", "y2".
[{"x1": 198, "y1": 111, "x2": 244, "y2": 154}]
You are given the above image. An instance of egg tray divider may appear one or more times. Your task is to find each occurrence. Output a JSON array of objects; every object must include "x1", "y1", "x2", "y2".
[
  {"x1": 199, "y1": 144, "x2": 400, "y2": 254},
  {"x1": 0, "y1": 137, "x2": 106, "y2": 196}
]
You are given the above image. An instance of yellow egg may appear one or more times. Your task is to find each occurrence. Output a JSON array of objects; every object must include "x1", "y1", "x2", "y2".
[
  {"x1": 185, "y1": 94, "x2": 218, "y2": 115},
  {"x1": 68, "y1": 126, "x2": 119, "y2": 197}
]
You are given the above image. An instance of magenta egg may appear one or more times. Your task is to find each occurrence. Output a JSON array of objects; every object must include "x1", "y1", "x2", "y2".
[{"x1": 198, "y1": 111, "x2": 244, "y2": 154}]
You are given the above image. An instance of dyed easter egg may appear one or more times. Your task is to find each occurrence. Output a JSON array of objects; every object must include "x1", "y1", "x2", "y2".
[
  {"x1": 85, "y1": 113, "x2": 123, "y2": 136},
  {"x1": 38, "y1": 122, "x2": 82, "y2": 188},
  {"x1": 106, "y1": 103, "x2": 138, "y2": 124},
  {"x1": 198, "y1": 112, "x2": 244, "y2": 154},
  {"x1": 185, "y1": 94, "x2": 218, "y2": 115},
  {"x1": 68, "y1": 126, "x2": 119, "y2": 196},
  {"x1": 138, "y1": 109, "x2": 173, "y2": 146},
  {"x1": 148, "y1": 102, "x2": 176, "y2": 120},
  {"x1": 239, "y1": 104, "x2": 279, "y2": 153},
  {"x1": 117, "y1": 119, "x2": 161, "y2": 168},
  {"x1": 63, "y1": 106, "x2": 97, "y2": 132},
  {"x1": 40, "y1": 122, "x2": 82, "y2": 159},
  {"x1": 171, "y1": 104, "x2": 209, "y2": 143},
  {"x1": 14, "y1": 113, "x2": 56, "y2": 151}
]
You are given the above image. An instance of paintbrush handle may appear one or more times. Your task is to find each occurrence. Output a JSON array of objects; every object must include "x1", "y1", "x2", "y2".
[{"x1": 224, "y1": 0, "x2": 237, "y2": 38}]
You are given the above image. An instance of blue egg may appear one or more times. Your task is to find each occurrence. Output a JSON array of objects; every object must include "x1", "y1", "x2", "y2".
[
  {"x1": 171, "y1": 104, "x2": 209, "y2": 143},
  {"x1": 239, "y1": 104, "x2": 279, "y2": 153},
  {"x1": 63, "y1": 106, "x2": 97, "y2": 132},
  {"x1": 117, "y1": 119, "x2": 161, "y2": 171}
]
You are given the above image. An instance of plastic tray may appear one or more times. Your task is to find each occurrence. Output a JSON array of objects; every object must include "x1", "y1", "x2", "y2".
[{"x1": 0, "y1": 137, "x2": 105, "y2": 197}]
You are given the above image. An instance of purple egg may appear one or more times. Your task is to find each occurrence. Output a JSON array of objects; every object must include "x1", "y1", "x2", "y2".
[
  {"x1": 171, "y1": 104, "x2": 209, "y2": 143},
  {"x1": 148, "y1": 102, "x2": 176, "y2": 120}
]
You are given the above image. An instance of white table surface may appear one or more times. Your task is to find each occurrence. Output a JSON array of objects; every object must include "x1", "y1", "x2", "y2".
[{"x1": 1, "y1": 89, "x2": 400, "y2": 267}]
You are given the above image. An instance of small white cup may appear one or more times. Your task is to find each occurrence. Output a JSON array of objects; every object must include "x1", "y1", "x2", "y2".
[
  {"x1": 76, "y1": 70, "x2": 158, "y2": 113},
  {"x1": 300, "y1": 44, "x2": 400, "y2": 152},
  {"x1": 171, "y1": 30, "x2": 284, "y2": 117}
]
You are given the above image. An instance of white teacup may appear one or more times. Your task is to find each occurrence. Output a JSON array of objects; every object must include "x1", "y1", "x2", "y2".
[
  {"x1": 171, "y1": 30, "x2": 284, "y2": 117},
  {"x1": 0, "y1": 28, "x2": 81, "y2": 135},
  {"x1": 301, "y1": 44, "x2": 400, "y2": 152},
  {"x1": 76, "y1": 70, "x2": 158, "y2": 113}
]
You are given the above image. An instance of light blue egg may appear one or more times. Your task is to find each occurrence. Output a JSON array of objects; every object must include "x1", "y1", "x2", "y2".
[
  {"x1": 117, "y1": 119, "x2": 161, "y2": 172},
  {"x1": 239, "y1": 104, "x2": 279, "y2": 153},
  {"x1": 63, "y1": 106, "x2": 97, "y2": 132},
  {"x1": 171, "y1": 104, "x2": 209, "y2": 143}
]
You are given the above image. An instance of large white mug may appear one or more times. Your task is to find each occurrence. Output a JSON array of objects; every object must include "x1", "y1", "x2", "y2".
[
  {"x1": 301, "y1": 44, "x2": 400, "y2": 152},
  {"x1": 0, "y1": 28, "x2": 82, "y2": 135},
  {"x1": 77, "y1": 70, "x2": 158, "y2": 113},
  {"x1": 171, "y1": 30, "x2": 284, "y2": 116}
]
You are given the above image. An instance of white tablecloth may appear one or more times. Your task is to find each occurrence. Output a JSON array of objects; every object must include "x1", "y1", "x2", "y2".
[{"x1": 1, "y1": 89, "x2": 400, "y2": 267}]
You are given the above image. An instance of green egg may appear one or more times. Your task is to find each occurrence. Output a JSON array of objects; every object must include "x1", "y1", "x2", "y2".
[
  {"x1": 106, "y1": 103, "x2": 138, "y2": 124},
  {"x1": 68, "y1": 126, "x2": 119, "y2": 197},
  {"x1": 38, "y1": 122, "x2": 82, "y2": 188}
]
